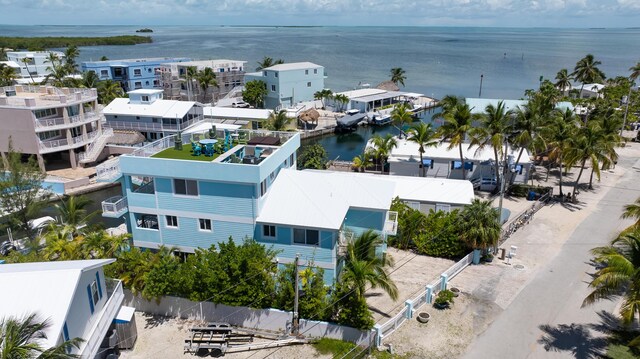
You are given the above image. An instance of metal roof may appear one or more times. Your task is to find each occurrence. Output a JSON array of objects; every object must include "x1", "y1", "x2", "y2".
[
  {"x1": 389, "y1": 138, "x2": 532, "y2": 164},
  {"x1": 103, "y1": 98, "x2": 196, "y2": 118},
  {"x1": 350, "y1": 91, "x2": 421, "y2": 103}
]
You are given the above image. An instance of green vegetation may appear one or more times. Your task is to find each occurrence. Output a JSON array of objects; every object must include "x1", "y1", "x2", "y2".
[
  {"x1": 314, "y1": 89, "x2": 333, "y2": 109},
  {"x1": 152, "y1": 144, "x2": 219, "y2": 161},
  {"x1": 434, "y1": 289, "x2": 455, "y2": 308},
  {"x1": 0, "y1": 313, "x2": 83, "y2": 358},
  {"x1": 297, "y1": 143, "x2": 328, "y2": 170},
  {"x1": 265, "y1": 110, "x2": 293, "y2": 131},
  {"x1": 242, "y1": 80, "x2": 267, "y2": 108},
  {"x1": 352, "y1": 134, "x2": 397, "y2": 173},
  {"x1": 136, "y1": 28, "x2": 153, "y2": 33},
  {"x1": 312, "y1": 338, "x2": 365, "y2": 358},
  {"x1": 0, "y1": 35, "x2": 152, "y2": 50},
  {"x1": 390, "y1": 67, "x2": 407, "y2": 87},
  {"x1": 256, "y1": 56, "x2": 284, "y2": 71}
]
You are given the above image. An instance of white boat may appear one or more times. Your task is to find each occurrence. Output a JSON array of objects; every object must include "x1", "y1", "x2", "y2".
[{"x1": 368, "y1": 113, "x2": 392, "y2": 126}]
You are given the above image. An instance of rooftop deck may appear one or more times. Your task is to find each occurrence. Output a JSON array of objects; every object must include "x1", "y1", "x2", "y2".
[{"x1": 0, "y1": 85, "x2": 97, "y2": 108}]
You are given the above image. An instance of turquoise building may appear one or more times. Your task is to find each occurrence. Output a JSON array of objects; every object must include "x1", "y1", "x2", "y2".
[
  {"x1": 97, "y1": 128, "x2": 473, "y2": 284},
  {"x1": 244, "y1": 62, "x2": 326, "y2": 109},
  {"x1": 81, "y1": 57, "x2": 191, "y2": 92}
]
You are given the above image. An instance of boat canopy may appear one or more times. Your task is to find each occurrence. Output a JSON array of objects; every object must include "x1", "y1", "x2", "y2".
[{"x1": 337, "y1": 113, "x2": 367, "y2": 128}]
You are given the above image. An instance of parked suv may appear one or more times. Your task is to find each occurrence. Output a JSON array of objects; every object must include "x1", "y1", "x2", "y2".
[{"x1": 232, "y1": 101, "x2": 250, "y2": 108}]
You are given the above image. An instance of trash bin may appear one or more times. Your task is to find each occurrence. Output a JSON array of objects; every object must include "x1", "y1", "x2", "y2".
[
  {"x1": 498, "y1": 248, "x2": 506, "y2": 260},
  {"x1": 527, "y1": 191, "x2": 536, "y2": 201}
]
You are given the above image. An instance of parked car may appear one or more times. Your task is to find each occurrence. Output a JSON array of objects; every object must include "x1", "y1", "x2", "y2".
[{"x1": 232, "y1": 101, "x2": 250, "y2": 108}]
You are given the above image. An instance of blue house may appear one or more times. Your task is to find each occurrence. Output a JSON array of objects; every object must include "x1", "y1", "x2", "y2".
[
  {"x1": 244, "y1": 62, "x2": 326, "y2": 109},
  {"x1": 97, "y1": 130, "x2": 473, "y2": 284},
  {"x1": 81, "y1": 57, "x2": 191, "y2": 92}
]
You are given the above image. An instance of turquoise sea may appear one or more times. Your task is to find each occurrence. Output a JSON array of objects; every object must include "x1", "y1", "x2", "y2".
[
  {"x1": 3, "y1": 25, "x2": 639, "y2": 159},
  {"x1": 3, "y1": 25, "x2": 640, "y2": 99}
]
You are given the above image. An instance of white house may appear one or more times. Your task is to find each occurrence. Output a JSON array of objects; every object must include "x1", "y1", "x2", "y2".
[
  {"x1": 0, "y1": 259, "x2": 125, "y2": 359},
  {"x1": 6, "y1": 51, "x2": 66, "y2": 84}
]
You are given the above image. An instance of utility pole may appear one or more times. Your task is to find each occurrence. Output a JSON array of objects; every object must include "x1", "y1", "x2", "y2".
[
  {"x1": 292, "y1": 253, "x2": 300, "y2": 336},
  {"x1": 620, "y1": 83, "x2": 633, "y2": 136},
  {"x1": 479, "y1": 74, "x2": 484, "y2": 98},
  {"x1": 497, "y1": 139, "x2": 509, "y2": 230}
]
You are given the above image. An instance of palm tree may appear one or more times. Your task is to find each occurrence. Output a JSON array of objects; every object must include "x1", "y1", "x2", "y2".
[
  {"x1": 195, "y1": 67, "x2": 218, "y2": 103},
  {"x1": 351, "y1": 151, "x2": 373, "y2": 172},
  {"x1": 0, "y1": 313, "x2": 82, "y2": 358},
  {"x1": 80, "y1": 230, "x2": 131, "y2": 259},
  {"x1": 99, "y1": 56, "x2": 109, "y2": 61},
  {"x1": 572, "y1": 54, "x2": 606, "y2": 98},
  {"x1": 338, "y1": 229, "x2": 398, "y2": 301},
  {"x1": 370, "y1": 134, "x2": 398, "y2": 173},
  {"x1": 565, "y1": 121, "x2": 618, "y2": 198},
  {"x1": 389, "y1": 68, "x2": 406, "y2": 87},
  {"x1": 407, "y1": 122, "x2": 439, "y2": 177},
  {"x1": 42, "y1": 62, "x2": 68, "y2": 87},
  {"x1": 543, "y1": 108, "x2": 579, "y2": 196},
  {"x1": 63, "y1": 45, "x2": 80, "y2": 74},
  {"x1": 390, "y1": 103, "x2": 413, "y2": 137},
  {"x1": 333, "y1": 93, "x2": 349, "y2": 112},
  {"x1": 583, "y1": 228, "x2": 640, "y2": 342},
  {"x1": 437, "y1": 102, "x2": 481, "y2": 180},
  {"x1": 0, "y1": 63, "x2": 17, "y2": 86},
  {"x1": 458, "y1": 199, "x2": 501, "y2": 250},
  {"x1": 510, "y1": 102, "x2": 545, "y2": 182},
  {"x1": 41, "y1": 224, "x2": 81, "y2": 261},
  {"x1": 81, "y1": 71, "x2": 99, "y2": 89},
  {"x1": 21, "y1": 57, "x2": 35, "y2": 84},
  {"x1": 184, "y1": 66, "x2": 197, "y2": 101},
  {"x1": 313, "y1": 89, "x2": 333, "y2": 109},
  {"x1": 432, "y1": 95, "x2": 464, "y2": 127},
  {"x1": 265, "y1": 110, "x2": 292, "y2": 131},
  {"x1": 622, "y1": 197, "x2": 640, "y2": 229},
  {"x1": 471, "y1": 101, "x2": 511, "y2": 188},
  {"x1": 554, "y1": 69, "x2": 572, "y2": 95},
  {"x1": 54, "y1": 195, "x2": 98, "y2": 234},
  {"x1": 256, "y1": 56, "x2": 284, "y2": 71},
  {"x1": 630, "y1": 62, "x2": 640, "y2": 82},
  {"x1": 96, "y1": 80, "x2": 124, "y2": 105}
]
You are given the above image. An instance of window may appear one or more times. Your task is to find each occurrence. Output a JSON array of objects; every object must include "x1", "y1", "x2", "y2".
[
  {"x1": 451, "y1": 161, "x2": 473, "y2": 170},
  {"x1": 260, "y1": 180, "x2": 267, "y2": 197},
  {"x1": 153, "y1": 80, "x2": 160, "y2": 87},
  {"x1": 307, "y1": 82, "x2": 311, "y2": 87},
  {"x1": 145, "y1": 81, "x2": 150, "y2": 86},
  {"x1": 271, "y1": 85, "x2": 276, "y2": 92},
  {"x1": 420, "y1": 159, "x2": 434, "y2": 169},
  {"x1": 135, "y1": 213, "x2": 158, "y2": 230},
  {"x1": 293, "y1": 228, "x2": 319, "y2": 246},
  {"x1": 87, "y1": 281, "x2": 99, "y2": 314},
  {"x1": 95, "y1": 272, "x2": 103, "y2": 299},
  {"x1": 270, "y1": 171, "x2": 276, "y2": 181},
  {"x1": 263, "y1": 225, "x2": 276, "y2": 238},
  {"x1": 289, "y1": 154, "x2": 294, "y2": 167},
  {"x1": 199, "y1": 218, "x2": 212, "y2": 231},
  {"x1": 100, "y1": 69, "x2": 109, "y2": 78},
  {"x1": 406, "y1": 201, "x2": 420, "y2": 210},
  {"x1": 174, "y1": 179, "x2": 198, "y2": 196},
  {"x1": 514, "y1": 164, "x2": 524, "y2": 175},
  {"x1": 142, "y1": 95, "x2": 149, "y2": 102},
  {"x1": 314, "y1": 69, "x2": 318, "y2": 74},
  {"x1": 435, "y1": 204, "x2": 451, "y2": 213},
  {"x1": 305, "y1": 70, "x2": 309, "y2": 75},
  {"x1": 166, "y1": 215, "x2": 178, "y2": 228},
  {"x1": 134, "y1": 69, "x2": 142, "y2": 76},
  {"x1": 34, "y1": 108, "x2": 57, "y2": 119},
  {"x1": 136, "y1": 116, "x2": 140, "y2": 120},
  {"x1": 275, "y1": 72, "x2": 278, "y2": 78},
  {"x1": 134, "y1": 81, "x2": 142, "y2": 89},
  {"x1": 263, "y1": 71, "x2": 267, "y2": 76}
]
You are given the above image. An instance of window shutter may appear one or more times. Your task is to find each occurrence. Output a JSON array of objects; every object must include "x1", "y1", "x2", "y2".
[
  {"x1": 87, "y1": 285, "x2": 94, "y2": 314},
  {"x1": 96, "y1": 272, "x2": 103, "y2": 299}
]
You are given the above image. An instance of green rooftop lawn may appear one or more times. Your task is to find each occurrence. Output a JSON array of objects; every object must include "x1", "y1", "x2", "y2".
[{"x1": 152, "y1": 144, "x2": 219, "y2": 161}]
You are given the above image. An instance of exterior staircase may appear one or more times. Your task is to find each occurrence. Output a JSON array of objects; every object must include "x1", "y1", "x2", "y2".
[{"x1": 79, "y1": 128, "x2": 114, "y2": 164}]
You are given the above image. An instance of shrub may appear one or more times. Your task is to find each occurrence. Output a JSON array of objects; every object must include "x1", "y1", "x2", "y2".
[{"x1": 434, "y1": 289, "x2": 454, "y2": 308}]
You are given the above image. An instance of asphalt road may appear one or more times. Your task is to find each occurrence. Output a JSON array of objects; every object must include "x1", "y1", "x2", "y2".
[{"x1": 463, "y1": 155, "x2": 640, "y2": 359}]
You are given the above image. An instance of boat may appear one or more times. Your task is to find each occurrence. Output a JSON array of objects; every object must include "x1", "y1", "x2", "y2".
[
  {"x1": 368, "y1": 113, "x2": 392, "y2": 126},
  {"x1": 336, "y1": 113, "x2": 367, "y2": 133}
]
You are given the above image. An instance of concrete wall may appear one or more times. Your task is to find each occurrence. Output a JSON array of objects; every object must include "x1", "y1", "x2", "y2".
[
  {"x1": 123, "y1": 290, "x2": 373, "y2": 343},
  {"x1": 0, "y1": 107, "x2": 39, "y2": 153}
]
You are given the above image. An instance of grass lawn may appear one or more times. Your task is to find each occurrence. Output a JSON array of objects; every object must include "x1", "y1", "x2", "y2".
[{"x1": 151, "y1": 144, "x2": 219, "y2": 161}]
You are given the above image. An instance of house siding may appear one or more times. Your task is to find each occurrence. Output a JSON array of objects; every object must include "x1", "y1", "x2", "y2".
[{"x1": 64, "y1": 269, "x2": 108, "y2": 354}]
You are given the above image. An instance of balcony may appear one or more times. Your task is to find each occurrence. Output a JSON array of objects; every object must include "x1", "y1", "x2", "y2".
[
  {"x1": 102, "y1": 196, "x2": 128, "y2": 218},
  {"x1": 38, "y1": 131, "x2": 101, "y2": 153},
  {"x1": 384, "y1": 211, "x2": 398, "y2": 236},
  {"x1": 34, "y1": 112, "x2": 99, "y2": 132},
  {"x1": 96, "y1": 157, "x2": 122, "y2": 182},
  {"x1": 79, "y1": 278, "x2": 124, "y2": 359}
]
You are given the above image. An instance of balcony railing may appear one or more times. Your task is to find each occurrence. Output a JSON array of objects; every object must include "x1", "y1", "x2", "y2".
[
  {"x1": 96, "y1": 157, "x2": 122, "y2": 182},
  {"x1": 104, "y1": 115, "x2": 204, "y2": 132},
  {"x1": 101, "y1": 196, "x2": 128, "y2": 218},
  {"x1": 38, "y1": 131, "x2": 102, "y2": 153},
  {"x1": 80, "y1": 278, "x2": 124, "y2": 359},
  {"x1": 34, "y1": 111, "x2": 100, "y2": 131}
]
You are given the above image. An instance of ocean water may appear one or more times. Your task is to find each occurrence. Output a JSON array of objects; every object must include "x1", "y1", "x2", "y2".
[
  {"x1": 3, "y1": 25, "x2": 640, "y2": 100},
  {"x1": 3, "y1": 25, "x2": 639, "y2": 159}
]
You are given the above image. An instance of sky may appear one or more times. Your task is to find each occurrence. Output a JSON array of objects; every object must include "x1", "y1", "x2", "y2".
[{"x1": 0, "y1": 0, "x2": 639, "y2": 27}]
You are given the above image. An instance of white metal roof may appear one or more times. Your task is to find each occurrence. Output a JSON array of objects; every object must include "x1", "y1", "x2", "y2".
[
  {"x1": 163, "y1": 59, "x2": 247, "y2": 68},
  {"x1": 351, "y1": 91, "x2": 416, "y2": 103},
  {"x1": 0, "y1": 60, "x2": 20, "y2": 68},
  {"x1": 389, "y1": 139, "x2": 531, "y2": 164},
  {"x1": 103, "y1": 98, "x2": 196, "y2": 118},
  {"x1": 336, "y1": 88, "x2": 386, "y2": 99},
  {"x1": 203, "y1": 106, "x2": 272, "y2": 120},
  {"x1": 0, "y1": 259, "x2": 115, "y2": 349},
  {"x1": 466, "y1": 98, "x2": 575, "y2": 114},
  {"x1": 264, "y1": 62, "x2": 322, "y2": 71},
  {"x1": 257, "y1": 169, "x2": 396, "y2": 230},
  {"x1": 390, "y1": 176, "x2": 474, "y2": 205}
]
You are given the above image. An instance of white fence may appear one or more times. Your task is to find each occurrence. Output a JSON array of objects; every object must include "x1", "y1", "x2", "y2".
[
  {"x1": 374, "y1": 251, "x2": 475, "y2": 347},
  {"x1": 123, "y1": 291, "x2": 373, "y2": 344}
]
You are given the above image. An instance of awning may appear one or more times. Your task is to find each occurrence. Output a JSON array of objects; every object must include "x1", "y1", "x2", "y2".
[{"x1": 115, "y1": 306, "x2": 136, "y2": 324}]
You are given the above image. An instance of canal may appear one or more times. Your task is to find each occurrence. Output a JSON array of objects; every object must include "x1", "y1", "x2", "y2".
[{"x1": 301, "y1": 110, "x2": 439, "y2": 161}]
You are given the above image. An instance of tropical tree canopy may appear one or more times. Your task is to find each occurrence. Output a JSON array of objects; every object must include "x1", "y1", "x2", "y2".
[
  {"x1": 256, "y1": 56, "x2": 284, "y2": 71},
  {"x1": 96, "y1": 80, "x2": 125, "y2": 105},
  {"x1": 242, "y1": 80, "x2": 268, "y2": 108},
  {"x1": 0, "y1": 313, "x2": 82, "y2": 358},
  {"x1": 195, "y1": 67, "x2": 218, "y2": 103},
  {"x1": 389, "y1": 67, "x2": 407, "y2": 87},
  {"x1": 471, "y1": 101, "x2": 512, "y2": 187},
  {"x1": 572, "y1": 54, "x2": 606, "y2": 97},
  {"x1": 458, "y1": 199, "x2": 501, "y2": 250},
  {"x1": 407, "y1": 122, "x2": 439, "y2": 177},
  {"x1": 554, "y1": 68, "x2": 572, "y2": 93},
  {"x1": 437, "y1": 102, "x2": 482, "y2": 180},
  {"x1": 265, "y1": 109, "x2": 292, "y2": 131},
  {"x1": 391, "y1": 103, "x2": 413, "y2": 137}
]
